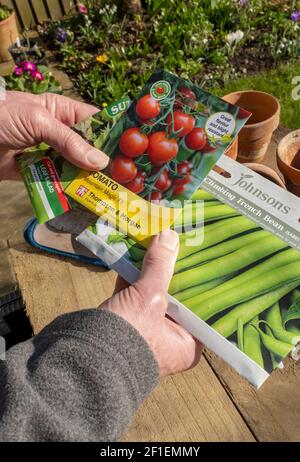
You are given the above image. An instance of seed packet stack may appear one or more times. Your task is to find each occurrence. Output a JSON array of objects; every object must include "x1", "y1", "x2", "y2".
[{"x1": 18, "y1": 70, "x2": 300, "y2": 387}]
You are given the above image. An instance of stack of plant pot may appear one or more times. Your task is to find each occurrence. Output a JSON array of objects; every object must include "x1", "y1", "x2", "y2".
[
  {"x1": 222, "y1": 90, "x2": 300, "y2": 196},
  {"x1": 223, "y1": 90, "x2": 280, "y2": 163},
  {"x1": 277, "y1": 130, "x2": 300, "y2": 196},
  {"x1": 0, "y1": 8, "x2": 18, "y2": 62}
]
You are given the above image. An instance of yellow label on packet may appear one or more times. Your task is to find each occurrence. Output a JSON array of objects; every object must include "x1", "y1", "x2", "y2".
[{"x1": 65, "y1": 170, "x2": 182, "y2": 247}]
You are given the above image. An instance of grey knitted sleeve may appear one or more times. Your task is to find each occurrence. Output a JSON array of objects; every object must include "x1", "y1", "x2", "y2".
[{"x1": 0, "y1": 309, "x2": 159, "y2": 442}]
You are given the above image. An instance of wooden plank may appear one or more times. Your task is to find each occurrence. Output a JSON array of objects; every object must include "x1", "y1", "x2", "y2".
[
  {"x1": 30, "y1": 0, "x2": 49, "y2": 24},
  {"x1": 46, "y1": 0, "x2": 64, "y2": 20},
  {"x1": 10, "y1": 247, "x2": 255, "y2": 442},
  {"x1": 0, "y1": 180, "x2": 32, "y2": 296},
  {"x1": 0, "y1": 181, "x2": 32, "y2": 243},
  {"x1": 205, "y1": 351, "x2": 300, "y2": 442},
  {"x1": 0, "y1": 0, "x2": 14, "y2": 9},
  {"x1": 61, "y1": 0, "x2": 75, "y2": 15},
  {"x1": 123, "y1": 360, "x2": 255, "y2": 442},
  {"x1": 14, "y1": 0, "x2": 35, "y2": 29},
  {"x1": 0, "y1": 246, "x2": 17, "y2": 298}
]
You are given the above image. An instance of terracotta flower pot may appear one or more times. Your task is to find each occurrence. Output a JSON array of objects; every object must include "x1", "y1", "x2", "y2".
[
  {"x1": 0, "y1": 11, "x2": 19, "y2": 62},
  {"x1": 244, "y1": 162, "x2": 286, "y2": 189},
  {"x1": 225, "y1": 136, "x2": 238, "y2": 161},
  {"x1": 223, "y1": 90, "x2": 280, "y2": 163},
  {"x1": 277, "y1": 129, "x2": 300, "y2": 196},
  {"x1": 214, "y1": 137, "x2": 238, "y2": 175}
]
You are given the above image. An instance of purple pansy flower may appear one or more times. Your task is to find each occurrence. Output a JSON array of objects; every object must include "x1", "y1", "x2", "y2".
[
  {"x1": 54, "y1": 27, "x2": 67, "y2": 43},
  {"x1": 20, "y1": 61, "x2": 37, "y2": 73},
  {"x1": 14, "y1": 66, "x2": 23, "y2": 76},
  {"x1": 291, "y1": 11, "x2": 300, "y2": 22},
  {"x1": 239, "y1": 0, "x2": 248, "y2": 5},
  {"x1": 78, "y1": 4, "x2": 88, "y2": 14},
  {"x1": 31, "y1": 70, "x2": 44, "y2": 81}
]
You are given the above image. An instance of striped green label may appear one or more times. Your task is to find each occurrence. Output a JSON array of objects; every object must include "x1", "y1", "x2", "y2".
[{"x1": 21, "y1": 157, "x2": 70, "y2": 224}]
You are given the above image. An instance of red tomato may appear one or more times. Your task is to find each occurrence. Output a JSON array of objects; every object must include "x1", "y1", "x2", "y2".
[
  {"x1": 154, "y1": 169, "x2": 170, "y2": 191},
  {"x1": 119, "y1": 127, "x2": 149, "y2": 158},
  {"x1": 166, "y1": 110, "x2": 195, "y2": 137},
  {"x1": 185, "y1": 128, "x2": 207, "y2": 151},
  {"x1": 165, "y1": 178, "x2": 172, "y2": 190},
  {"x1": 178, "y1": 86, "x2": 196, "y2": 100},
  {"x1": 110, "y1": 155, "x2": 137, "y2": 184},
  {"x1": 150, "y1": 191, "x2": 162, "y2": 201},
  {"x1": 172, "y1": 183, "x2": 188, "y2": 196},
  {"x1": 177, "y1": 160, "x2": 192, "y2": 176},
  {"x1": 135, "y1": 94, "x2": 160, "y2": 120},
  {"x1": 148, "y1": 131, "x2": 178, "y2": 165},
  {"x1": 126, "y1": 170, "x2": 145, "y2": 193},
  {"x1": 173, "y1": 173, "x2": 192, "y2": 186},
  {"x1": 202, "y1": 141, "x2": 217, "y2": 153}
]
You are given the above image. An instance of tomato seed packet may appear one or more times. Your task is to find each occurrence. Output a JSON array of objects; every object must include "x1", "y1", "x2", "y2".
[
  {"x1": 96, "y1": 69, "x2": 250, "y2": 202},
  {"x1": 64, "y1": 70, "x2": 251, "y2": 245}
]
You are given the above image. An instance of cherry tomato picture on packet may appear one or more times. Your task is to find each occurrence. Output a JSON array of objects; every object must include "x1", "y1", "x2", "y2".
[
  {"x1": 173, "y1": 173, "x2": 192, "y2": 186},
  {"x1": 153, "y1": 168, "x2": 170, "y2": 192},
  {"x1": 185, "y1": 127, "x2": 207, "y2": 151},
  {"x1": 178, "y1": 86, "x2": 197, "y2": 101},
  {"x1": 148, "y1": 131, "x2": 178, "y2": 165},
  {"x1": 110, "y1": 155, "x2": 137, "y2": 184},
  {"x1": 177, "y1": 160, "x2": 192, "y2": 176},
  {"x1": 126, "y1": 170, "x2": 146, "y2": 193},
  {"x1": 135, "y1": 94, "x2": 160, "y2": 120},
  {"x1": 166, "y1": 110, "x2": 195, "y2": 137},
  {"x1": 172, "y1": 182, "x2": 189, "y2": 196},
  {"x1": 150, "y1": 191, "x2": 163, "y2": 201},
  {"x1": 119, "y1": 127, "x2": 149, "y2": 158}
]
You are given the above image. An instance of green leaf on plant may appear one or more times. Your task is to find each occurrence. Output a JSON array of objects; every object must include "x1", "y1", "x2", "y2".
[{"x1": 35, "y1": 81, "x2": 50, "y2": 94}]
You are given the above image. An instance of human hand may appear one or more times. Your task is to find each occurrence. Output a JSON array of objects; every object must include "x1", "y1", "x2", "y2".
[
  {"x1": 0, "y1": 91, "x2": 109, "y2": 180},
  {"x1": 101, "y1": 230, "x2": 202, "y2": 376}
]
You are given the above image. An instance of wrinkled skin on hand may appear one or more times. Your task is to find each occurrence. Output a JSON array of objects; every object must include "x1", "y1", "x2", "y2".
[
  {"x1": 102, "y1": 230, "x2": 202, "y2": 376},
  {"x1": 0, "y1": 91, "x2": 109, "y2": 180}
]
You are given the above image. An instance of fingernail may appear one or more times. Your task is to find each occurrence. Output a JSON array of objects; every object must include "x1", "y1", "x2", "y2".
[
  {"x1": 86, "y1": 148, "x2": 109, "y2": 167},
  {"x1": 157, "y1": 229, "x2": 179, "y2": 250}
]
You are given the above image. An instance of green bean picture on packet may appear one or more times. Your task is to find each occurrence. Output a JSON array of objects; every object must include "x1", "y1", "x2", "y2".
[{"x1": 78, "y1": 155, "x2": 300, "y2": 389}]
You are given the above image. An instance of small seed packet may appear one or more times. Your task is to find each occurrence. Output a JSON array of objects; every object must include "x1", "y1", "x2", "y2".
[{"x1": 64, "y1": 70, "x2": 251, "y2": 245}]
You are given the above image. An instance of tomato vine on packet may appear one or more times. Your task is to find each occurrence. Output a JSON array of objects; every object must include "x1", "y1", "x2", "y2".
[
  {"x1": 100, "y1": 69, "x2": 251, "y2": 202},
  {"x1": 64, "y1": 70, "x2": 251, "y2": 245}
]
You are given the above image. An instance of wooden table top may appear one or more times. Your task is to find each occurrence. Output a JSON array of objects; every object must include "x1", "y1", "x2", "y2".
[{"x1": 0, "y1": 59, "x2": 299, "y2": 441}]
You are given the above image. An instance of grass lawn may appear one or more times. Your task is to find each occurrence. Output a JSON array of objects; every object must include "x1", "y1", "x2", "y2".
[{"x1": 214, "y1": 61, "x2": 300, "y2": 129}]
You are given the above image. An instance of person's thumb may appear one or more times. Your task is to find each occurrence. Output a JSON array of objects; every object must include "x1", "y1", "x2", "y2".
[
  {"x1": 135, "y1": 229, "x2": 179, "y2": 304},
  {"x1": 38, "y1": 108, "x2": 109, "y2": 170}
]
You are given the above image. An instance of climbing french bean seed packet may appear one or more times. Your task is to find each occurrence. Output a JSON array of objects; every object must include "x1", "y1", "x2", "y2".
[{"x1": 78, "y1": 155, "x2": 300, "y2": 388}]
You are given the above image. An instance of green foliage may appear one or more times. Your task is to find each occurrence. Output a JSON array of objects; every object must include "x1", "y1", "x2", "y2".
[
  {"x1": 5, "y1": 65, "x2": 62, "y2": 95},
  {"x1": 39, "y1": 0, "x2": 300, "y2": 124},
  {"x1": 213, "y1": 61, "x2": 300, "y2": 129},
  {"x1": 0, "y1": 4, "x2": 11, "y2": 21}
]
